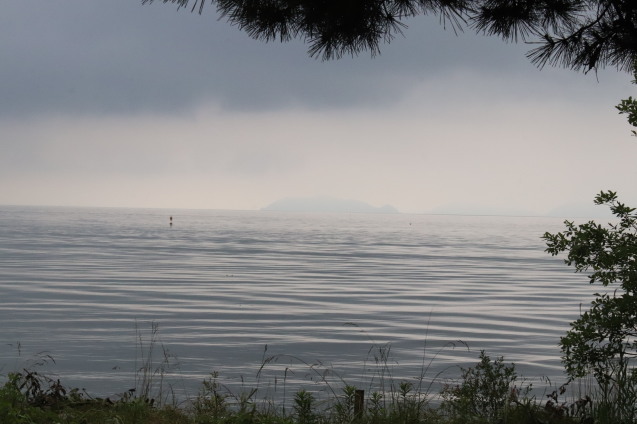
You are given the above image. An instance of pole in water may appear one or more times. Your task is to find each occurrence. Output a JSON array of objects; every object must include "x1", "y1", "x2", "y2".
[{"x1": 170, "y1": 216, "x2": 173, "y2": 226}]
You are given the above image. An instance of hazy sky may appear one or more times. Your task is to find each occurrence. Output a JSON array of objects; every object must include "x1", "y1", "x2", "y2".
[{"x1": 2, "y1": 0, "x2": 635, "y2": 215}]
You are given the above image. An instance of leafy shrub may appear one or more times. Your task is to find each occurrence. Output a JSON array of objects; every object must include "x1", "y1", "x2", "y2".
[
  {"x1": 545, "y1": 191, "x2": 637, "y2": 422},
  {"x1": 441, "y1": 351, "x2": 529, "y2": 423},
  {"x1": 293, "y1": 389, "x2": 317, "y2": 424}
]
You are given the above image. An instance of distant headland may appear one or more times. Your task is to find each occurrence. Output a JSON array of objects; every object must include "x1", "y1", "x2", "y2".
[{"x1": 262, "y1": 196, "x2": 399, "y2": 214}]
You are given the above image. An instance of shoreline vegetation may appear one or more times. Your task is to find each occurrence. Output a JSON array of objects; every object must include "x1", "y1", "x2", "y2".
[
  {"x1": 0, "y1": 325, "x2": 625, "y2": 424},
  {"x1": 4, "y1": 192, "x2": 637, "y2": 423}
]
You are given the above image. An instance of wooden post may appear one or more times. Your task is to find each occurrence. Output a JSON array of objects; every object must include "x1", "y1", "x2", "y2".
[{"x1": 354, "y1": 389, "x2": 364, "y2": 419}]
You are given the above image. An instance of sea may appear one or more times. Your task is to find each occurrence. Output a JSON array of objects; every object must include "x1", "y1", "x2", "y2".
[{"x1": 0, "y1": 205, "x2": 598, "y2": 403}]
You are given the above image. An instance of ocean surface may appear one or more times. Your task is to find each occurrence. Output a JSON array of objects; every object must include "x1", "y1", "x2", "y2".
[{"x1": 0, "y1": 205, "x2": 598, "y2": 402}]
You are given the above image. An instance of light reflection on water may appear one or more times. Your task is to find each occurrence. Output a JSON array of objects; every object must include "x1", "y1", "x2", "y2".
[{"x1": 0, "y1": 206, "x2": 596, "y2": 399}]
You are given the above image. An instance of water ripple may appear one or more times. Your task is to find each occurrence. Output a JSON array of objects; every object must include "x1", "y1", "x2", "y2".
[{"x1": 0, "y1": 206, "x2": 598, "y2": 398}]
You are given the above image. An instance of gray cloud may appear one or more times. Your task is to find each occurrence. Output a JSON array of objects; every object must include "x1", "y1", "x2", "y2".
[
  {"x1": 2, "y1": 0, "x2": 635, "y2": 214},
  {"x1": 1, "y1": 0, "x2": 593, "y2": 119}
]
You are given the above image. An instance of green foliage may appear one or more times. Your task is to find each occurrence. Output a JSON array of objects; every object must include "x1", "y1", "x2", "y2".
[
  {"x1": 0, "y1": 362, "x2": 586, "y2": 424},
  {"x1": 0, "y1": 369, "x2": 191, "y2": 424},
  {"x1": 292, "y1": 390, "x2": 317, "y2": 424},
  {"x1": 441, "y1": 351, "x2": 529, "y2": 423},
  {"x1": 366, "y1": 391, "x2": 384, "y2": 424},
  {"x1": 544, "y1": 191, "x2": 637, "y2": 382},
  {"x1": 617, "y1": 96, "x2": 637, "y2": 136},
  {"x1": 0, "y1": 372, "x2": 34, "y2": 424},
  {"x1": 333, "y1": 385, "x2": 357, "y2": 423},
  {"x1": 590, "y1": 360, "x2": 637, "y2": 423},
  {"x1": 195, "y1": 372, "x2": 230, "y2": 422},
  {"x1": 392, "y1": 381, "x2": 428, "y2": 424},
  {"x1": 616, "y1": 64, "x2": 637, "y2": 136}
]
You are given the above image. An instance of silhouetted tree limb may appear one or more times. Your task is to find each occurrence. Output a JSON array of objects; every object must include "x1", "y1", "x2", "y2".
[{"x1": 142, "y1": 0, "x2": 637, "y2": 72}]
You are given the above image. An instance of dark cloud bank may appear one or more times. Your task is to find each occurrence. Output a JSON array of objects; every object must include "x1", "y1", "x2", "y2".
[{"x1": 3, "y1": 0, "x2": 617, "y2": 119}]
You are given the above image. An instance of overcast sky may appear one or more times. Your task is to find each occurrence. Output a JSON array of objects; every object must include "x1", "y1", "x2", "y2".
[{"x1": 1, "y1": 0, "x2": 635, "y2": 216}]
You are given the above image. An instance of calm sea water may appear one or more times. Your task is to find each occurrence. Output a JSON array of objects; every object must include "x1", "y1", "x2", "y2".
[{"x1": 0, "y1": 206, "x2": 596, "y2": 401}]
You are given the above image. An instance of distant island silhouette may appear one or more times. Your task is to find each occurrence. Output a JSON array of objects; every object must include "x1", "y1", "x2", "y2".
[{"x1": 262, "y1": 196, "x2": 399, "y2": 214}]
